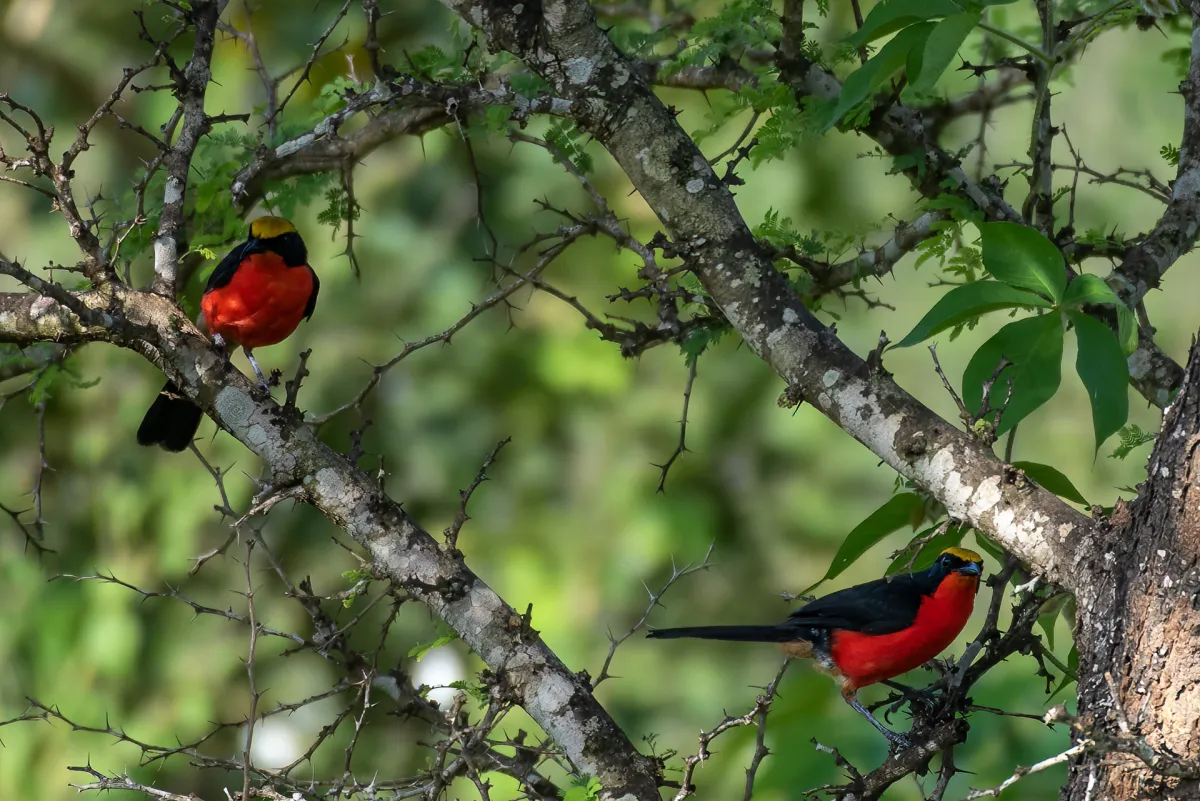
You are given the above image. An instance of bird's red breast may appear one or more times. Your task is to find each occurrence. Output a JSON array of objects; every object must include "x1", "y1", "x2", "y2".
[
  {"x1": 201, "y1": 251, "x2": 315, "y2": 349},
  {"x1": 830, "y1": 571, "x2": 979, "y2": 690}
]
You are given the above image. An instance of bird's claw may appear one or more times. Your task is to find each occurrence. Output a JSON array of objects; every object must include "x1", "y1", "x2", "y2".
[
  {"x1": 211, "y1": 333, "x2": 226, "y2": 350},
  {"x1": 886, "y1": 731, "x2": 913, "y2": 751}
]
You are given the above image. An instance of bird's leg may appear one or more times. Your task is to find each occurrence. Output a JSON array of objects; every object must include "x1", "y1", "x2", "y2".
[
  {"x1": 211, "y1": 332, "x2": 227, "y2": 350},
  {"x1": 242, "y1": 347, "x2": 270, "y2": 392},
  {"x1": 843, "y1": 688, "x2": 912, "y2": 749}
]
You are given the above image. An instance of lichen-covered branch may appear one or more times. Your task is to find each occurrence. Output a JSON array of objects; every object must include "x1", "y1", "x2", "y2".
[
  {"x1": 1107, "y1": 5, "x2": 1200, "y2": 310},
  {"x1": 151, "y1": 0, "x2": 220, "y2": 298},
  {"x1": 440, "y1": 0, "x2": 1095, "y2": 596}
]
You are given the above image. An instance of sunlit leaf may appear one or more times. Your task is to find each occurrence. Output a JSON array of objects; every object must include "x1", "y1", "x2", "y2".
[
  {"x1": 978, "y1": 222, "x2": 1067, "y2": 303},
  {"x1": 894, "y1": 280, "x2": 1052, "y2": 348},
  {"x1": 806, "y1": 493, "x2": 926, "y2": 592}
]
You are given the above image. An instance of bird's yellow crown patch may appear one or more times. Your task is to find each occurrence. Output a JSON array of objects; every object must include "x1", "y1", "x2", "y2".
[
  {"x1": 942, "y1": 546, "x2": 983, "y2": 563},
  {"x1": 250, "y1": 216, "x2": 298, "y2": 239}
]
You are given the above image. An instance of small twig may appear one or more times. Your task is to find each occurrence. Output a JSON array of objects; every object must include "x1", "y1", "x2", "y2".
[
  {"x1": 444, "y1": 438, "x2": 511, "y2": 552},
  {"x1": 596, "y1": 543, "x2": 714, "y2": 687},
  {"x1": 241, "y1": 540, "x2": 260, "y2": 801},
  {"x1": 654, "y1": 360, "x2": 699, "y2": 493},
  {"x1": 964, "y1": 741, "x2": 1089, "y2": 798},
  {"x1": 671, "y1": 659, "x2": 790, "y2": 801}
]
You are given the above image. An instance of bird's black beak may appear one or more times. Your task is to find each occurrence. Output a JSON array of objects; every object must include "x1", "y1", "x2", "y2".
[{"x1": 957, "y1": 562, "x2": 983, "y2": 577}]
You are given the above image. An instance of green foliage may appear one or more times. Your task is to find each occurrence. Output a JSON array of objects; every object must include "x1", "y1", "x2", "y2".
[
  {"x1": 1161, "y1": 143, "x2": 1181, "y2": 166},
  {"x1": 806, "y1": 492, "x2": 926, "y2": 592},
  {"x1": 826, "y1": 0, "x2": 1018, "y2": 129},
  {"x1": 408, "y1": 630, "x2": 460, "y2": 661},
  {"x1": 1036, "y1": 592, "x2": 1070, "y2": 650},
  {"x1": 847, "y1": 0, "x2": 1015, "y2": 47},
  {"x1": 908, "y1": 11, "x2": 983, "y2": 95},
  {"x1": 824, "y1": 22, "x2": 935, "y2": 131},
  {"x1": 978, "y1": 222, "x2": 1066, "y2": 303},
  {"x1": 754, "y1": 209, "x2": 824, "y2": 257},
  {"x1": 563, "y1": 776, "x2": 603, "y2": 801},
  {"x1": 903, "y1": 224, "x2": 1129, "y2": 445},
  {"x1": 663, "y1": 0, "x2": 780, "y2": 75},
  {"x1": 893, "y1": 281, "x2": 1051, "y2": 348},
  {"x1": 1011, "y1": 461, "x2": 1088, "y2": 505},
  {"x1": 1070, "y1": 312, "x2": 1130, "y2": 452},
  {"x1": 963, "y1": 313, "x2": 1064, "y2": 435},
  {"x1": 544, "y1": 121, "x2": 595, "y2": 174},
  {"x1": 1109, "y1": 424, "x2": 1156, "y2": 460},
  {"x1": 317, "y1": 187, "x2": 361, "y2": 228},
  {"x1": 445, "y1": 680, "x2": 489, "y2": 704},
  {"x1": 680, "y1": 325, "x2": 727, "y2": 367}
]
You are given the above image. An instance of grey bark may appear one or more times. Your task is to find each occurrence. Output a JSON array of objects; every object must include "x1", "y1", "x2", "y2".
[{"x1": 1065, "y1": 338, "x2": 1200, "y2": 800}]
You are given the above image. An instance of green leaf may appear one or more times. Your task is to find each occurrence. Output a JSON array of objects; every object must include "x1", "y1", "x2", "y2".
[
  {"x1": 894, "y1": 280, "x2": 1052, "y2": 348},
  {"x1": 910, "y1": 12, "x2": 982, "y2": 94},
  {"x1": 1070, "y1": 311, "x2": 1129, "y2": 451},
  {"x1": 849, "y1": 0, "x2": 1014, "y2": 45},
  {"x1": 408, "y1": 631, "x2": 460, "y2": 661},
  {"x1": 824, "y1": 23, "x2": 935, "y2": 131},
  {"x1": 1062, "y1": 273, "x2": 1120, "y2": 308},
  {"x1": 1116, "y1": 304, "x2": 1138, "y2": 356},
  {"x1": 887, "y1": 524, "x2": 967, "y2": 575},
  {"x1": 806, "y1": 493, "x2": 926, "y2": 593},
  {"x1": 978, "y1": 222, "x2": 1067, "y2": 302},
  {"x1": 1036, "y1": 593, "x2": 1070, "y2": 650},
  {"x1": 564, "y1": 777, "x2": 603, "y2": 801},
  {"x1": 848, "y1": 0, "x2": 958, "y2": 45},
  {"x1": 1109, "y1": 424, "x2": 1156, "y2": 460},
  {"x1": 1048, "y1": 644, "x2": 1079, "y2": 700},
  {"x1": 1011, "y1": 461, "x2": 1087, "y2": 505},
  {"x1": 962, "y1": 314, "x2": 1064, "y2": 435}
]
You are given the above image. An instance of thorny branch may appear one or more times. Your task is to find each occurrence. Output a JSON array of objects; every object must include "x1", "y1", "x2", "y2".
[
  {"x1": 6, "y1": 1, "x2": 1200, "y2": 799},
  {"x1": 669, "y1": 658, "x2": 790, "y2": 801},
  {"x1": 595, "y1": 543, "x2": 714, "y2": 688}
]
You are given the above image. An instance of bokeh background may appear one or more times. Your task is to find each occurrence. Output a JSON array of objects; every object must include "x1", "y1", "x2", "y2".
[{"x1": 1, "y1": 1, "x2": 1193, "y2": 799}]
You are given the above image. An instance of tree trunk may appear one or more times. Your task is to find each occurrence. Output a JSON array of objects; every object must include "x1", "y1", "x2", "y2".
[{"x1": 1066, "y1": 336, "x2": 1200, "y2": 800}]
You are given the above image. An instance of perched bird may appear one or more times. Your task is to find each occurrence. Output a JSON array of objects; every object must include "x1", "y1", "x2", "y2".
[
  {"x1": 137, "y1": 216, "x2": 319, "y2": 451},
  {"x1": 647, "y1": 547, "x2": 984, "y2": 746}
]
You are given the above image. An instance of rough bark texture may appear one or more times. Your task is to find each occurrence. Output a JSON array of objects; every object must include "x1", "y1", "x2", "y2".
[
  {"x1": 440, "y1": 0, "x2": 1095, "y2": 595},
  {"x1": 0, "y1": 280, "x2": 661, "y2": 801},
  {"x1": 1066, "y1": 339, "x2": 1200, "y2": 800}
]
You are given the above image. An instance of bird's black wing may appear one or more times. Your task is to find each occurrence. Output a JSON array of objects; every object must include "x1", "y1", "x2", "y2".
[
  {"x1": 302, "y1": 265, "x2": 319, "y2": 320},
  {"x1": 786, "y1": 573, "x2": 936, "y2": 635},
  {"x1": 205, "y1": 240, "x2": 256, "y2": 293}
]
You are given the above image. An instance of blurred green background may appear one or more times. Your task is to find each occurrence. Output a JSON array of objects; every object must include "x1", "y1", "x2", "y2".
[{"x1": 1, "y1": 1, "x2": 1192, "y2": 799}]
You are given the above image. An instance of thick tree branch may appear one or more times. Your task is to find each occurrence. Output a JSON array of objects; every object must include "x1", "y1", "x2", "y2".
[
  {"x1": 1108, "y1": 6, "x2": 1200, "y2": 309},
  {"x1": 230, "y1": 74, "x2": 571, "y2": 212},
  {"x1": 151, "y1": 0, "x2": 220, "y2": 298},
  {"x1": 439, "y1": 1, "x2": 1095, "y2": 599},
  {"x1": 0, "y1": 280, "x2": 660, "y2": 800}
]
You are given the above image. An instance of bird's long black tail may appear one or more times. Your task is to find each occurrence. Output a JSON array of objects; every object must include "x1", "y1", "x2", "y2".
[
  {"x1": 646, "y1": 624, "x2": 795, "y2": 642},
  {"x1": 137, "y1": 380, "x2": 203, "y2": 452}
]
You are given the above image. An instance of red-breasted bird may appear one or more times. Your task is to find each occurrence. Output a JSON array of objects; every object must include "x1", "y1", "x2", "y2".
[
  {"x1": 647, "y1": 547, "x2": 984, "y2": 746},
  {"x1": 137, "y1": 216, "x2": 319, "y2": 451}
]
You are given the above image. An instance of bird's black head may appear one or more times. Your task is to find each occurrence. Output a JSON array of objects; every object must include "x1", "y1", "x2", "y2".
[
  {"x1": 929, "y1": 547, "x2": 984, "y2": 580},
  {"x1": 246, "y1": 216, "x2": 308, "y2": 267}
]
